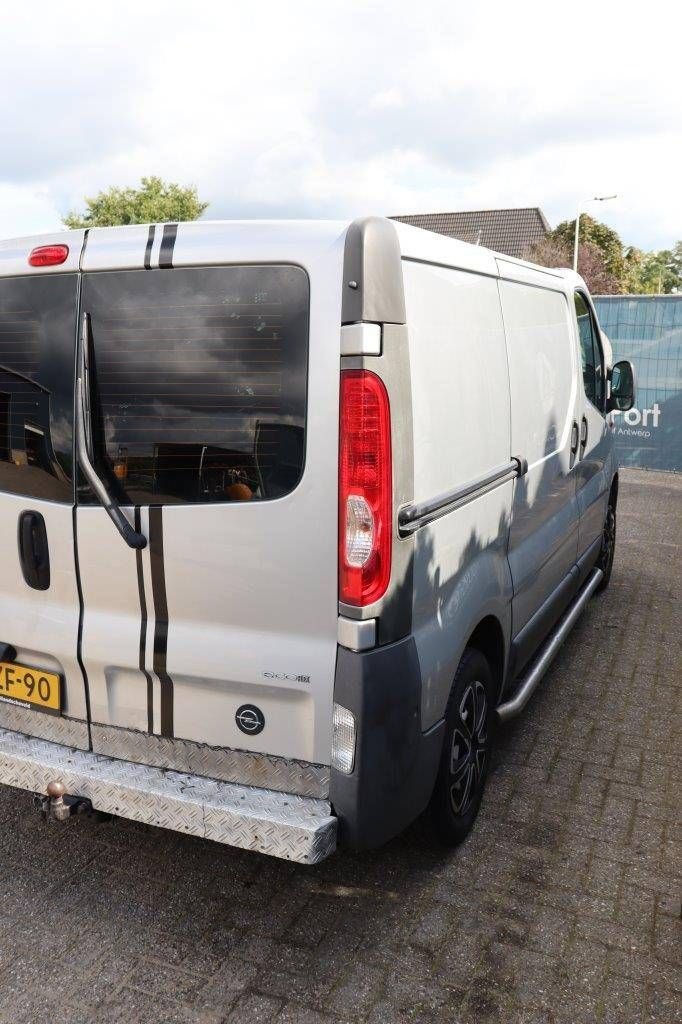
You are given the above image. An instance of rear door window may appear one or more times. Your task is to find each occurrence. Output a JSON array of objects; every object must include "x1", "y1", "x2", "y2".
[
  {"x1": 80, "y1": 265, "x2": 309, "y2": 505},
  {"x1": 0, "y1": 274, "x2": 77, "y2": 503}
]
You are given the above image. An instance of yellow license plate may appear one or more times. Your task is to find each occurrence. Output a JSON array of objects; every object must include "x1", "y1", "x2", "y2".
[{"x1": 0, "y1": 661, "x2": 61, "y2": 715}]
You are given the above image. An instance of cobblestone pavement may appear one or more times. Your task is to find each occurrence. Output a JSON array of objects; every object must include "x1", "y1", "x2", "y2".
[{"x1": 0, "y1": 469, "x2": 679, "y2": 1024}]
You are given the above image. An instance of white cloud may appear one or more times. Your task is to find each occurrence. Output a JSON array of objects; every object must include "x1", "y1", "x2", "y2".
[
  {"x1": 369, "y1": 89, "x2": 404, "y2": 111},
  {"x1": 0, "y1": 185, "x2": 62, "y2": 238},
  {"x1": 0, "y1": 0, "x2": 680, "y2": 249}
]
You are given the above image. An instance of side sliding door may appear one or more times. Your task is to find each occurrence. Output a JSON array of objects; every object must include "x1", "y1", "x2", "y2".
[{"x1": 499, "y1": 271, "x2": 581, "y2": 675}]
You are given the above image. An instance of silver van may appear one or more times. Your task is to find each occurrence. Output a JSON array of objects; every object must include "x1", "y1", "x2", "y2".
[{"x1": 0, "y1": 218, "x2": 634, "y2": 863}]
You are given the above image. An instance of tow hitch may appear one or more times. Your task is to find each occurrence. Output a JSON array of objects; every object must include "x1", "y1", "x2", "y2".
[{"x1": 35, "y1": 781, "x2": 102, "y2": 822}]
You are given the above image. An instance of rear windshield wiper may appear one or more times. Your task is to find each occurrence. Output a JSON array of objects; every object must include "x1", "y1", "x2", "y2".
[{"x1": 76, "y1": 312, "x2": 147, "y2": 549}]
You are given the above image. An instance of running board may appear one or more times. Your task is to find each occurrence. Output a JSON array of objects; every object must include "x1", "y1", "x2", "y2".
[{"x1": 497, "y1": 567, "x2": 604, "y2": 722}]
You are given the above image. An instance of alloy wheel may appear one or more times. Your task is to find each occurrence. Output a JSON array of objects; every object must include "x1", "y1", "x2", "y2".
[
  {"x1": 600, "y1": 505, "x2": 616, "y2": 572},
  {"x1": 449, "y1": 680, "x2": 489, "y2": 816}
]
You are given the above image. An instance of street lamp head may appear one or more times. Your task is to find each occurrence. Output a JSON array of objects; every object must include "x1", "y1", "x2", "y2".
[{"x1": 573, "y1": 194, "x2": 618, "y2": 272}]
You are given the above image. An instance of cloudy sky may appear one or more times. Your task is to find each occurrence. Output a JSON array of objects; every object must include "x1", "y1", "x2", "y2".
[{"x1": 2, "y1": 1, "x2": 680, "y2": 250}]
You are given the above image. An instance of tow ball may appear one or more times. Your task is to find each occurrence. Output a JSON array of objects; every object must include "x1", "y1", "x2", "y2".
[{"x1": 35, "y1": 781, "x2": 95, "y2": 822}]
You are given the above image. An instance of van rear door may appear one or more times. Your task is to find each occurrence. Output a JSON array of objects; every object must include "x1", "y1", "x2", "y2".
[
  {"x1": 76, "y1": 224, "x2": 341, "y2": 777},
  {"x1": 0, "y1": 241, "x2": 91, "y2": 749}
]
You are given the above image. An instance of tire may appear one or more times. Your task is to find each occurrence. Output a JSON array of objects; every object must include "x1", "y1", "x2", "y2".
[
  {"x1": 596, "y1": 499, "x2": 616, "y2": 592},
  {"x1": 429, "y1": 647, "x2": 495, "y2": 847}
]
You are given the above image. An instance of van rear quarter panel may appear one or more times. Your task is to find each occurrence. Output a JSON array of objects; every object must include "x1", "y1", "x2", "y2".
[{"x1": 401, "y1": 258, "x2": 514, "y2": 728}]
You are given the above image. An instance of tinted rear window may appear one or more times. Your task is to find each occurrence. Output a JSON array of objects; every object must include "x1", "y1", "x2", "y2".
[
  {"x1": 81, "y1": 265, "x2": 309, "y2": 506},
  {"x1": 0, "y1": 274, "x2": 76, "y2": 503}
]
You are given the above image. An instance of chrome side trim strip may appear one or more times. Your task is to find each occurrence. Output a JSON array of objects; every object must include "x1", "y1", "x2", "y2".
[
  {"x1": 0, "y1": 727, "x2": 337, "y2": 864},
  {"x1": 90, "y1": 723, "x2": 330, "y2": 799},
  {"x1": 497, "y1": 567, "x2": 603, "y2": 722},
  {"x1": 398, "y1": 458, "x2": 524, "y2": 536}
]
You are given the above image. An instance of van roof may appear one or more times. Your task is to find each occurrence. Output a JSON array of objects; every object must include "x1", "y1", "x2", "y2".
[{"x1": 0, "y1": 217, "x2": 584, "y2": 291}]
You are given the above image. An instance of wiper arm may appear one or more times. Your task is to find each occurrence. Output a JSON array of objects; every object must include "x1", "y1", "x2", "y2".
[{"x1": 76, "y1": 313, "x2": 147, "y2": 550}]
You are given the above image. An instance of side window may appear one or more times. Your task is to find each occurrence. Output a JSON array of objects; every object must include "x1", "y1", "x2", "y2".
[
  {"x1": 0, "y1": 274, "x2": 76, "y2": 502},
  {"x1": 574, "y1": 292, "x2": 605, "y2": 411},
  {"x1": 81, "y1": 265, "x2": 309, "y2": 506}
]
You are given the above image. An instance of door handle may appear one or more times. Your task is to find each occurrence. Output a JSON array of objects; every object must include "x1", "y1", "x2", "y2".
[
  {"x1": 18, "y1": 511, "x2": 51, "y2": 591},
  {"x1": 570, "y1": 421, "x2": 579, "y2": 466},
  {"x1": 580, "y1": 417, "x2": 588, "y2": 458}
]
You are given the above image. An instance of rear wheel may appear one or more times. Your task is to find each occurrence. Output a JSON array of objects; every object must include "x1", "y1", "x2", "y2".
[
  {"x1": 429, "y1": 648, "x2": 494, "y2": 846},
  {"x1": 596, "y1": 499, "x2": 616, "y2": 592}
]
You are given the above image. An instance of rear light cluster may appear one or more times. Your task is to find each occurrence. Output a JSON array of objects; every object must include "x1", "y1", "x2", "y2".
[
  {"x1": 338, "y1": 369, "x2": 392, "y2": 606},
  {"x1": 28, "y1": 245, "x2": 69, "y2": 267}
]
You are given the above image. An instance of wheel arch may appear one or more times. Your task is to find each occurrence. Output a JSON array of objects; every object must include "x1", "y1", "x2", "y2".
[
  {"x1": 466, "y1": 615, "x2": 507, "y2": 704},
  {"x1": 610, "y1": 472, "x2": 619, "y2": 507}
]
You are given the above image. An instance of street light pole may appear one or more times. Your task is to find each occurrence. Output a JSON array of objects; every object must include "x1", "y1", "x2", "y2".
[{"x1": 573, "y1": 194, "x2": 618, "y2": 273}]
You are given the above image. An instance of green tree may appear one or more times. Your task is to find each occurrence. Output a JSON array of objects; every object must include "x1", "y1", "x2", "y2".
[
  {"x1": 639, "y1": 246, "x2": 681, "y2": 293},
  {"x1": 64, "y1": 176, "x2": 208, "y2": 228},
  {"x1": 622, "y1": 246, "x2": 646, "y2": 293},
  {"x1": 621, "y1": 241, "x2": 681, "y2": 293},
  {"x1": 551, "y1": 214, "x2": 627, "y2": 282}
]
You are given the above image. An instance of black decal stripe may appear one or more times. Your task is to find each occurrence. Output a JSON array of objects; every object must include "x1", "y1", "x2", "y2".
[
  {"x1": 159, "y1": 223, "x2": 178, "y2": 269},
  {"x1": 79, "y1": 228, "x2": 90, "y2": 271},
  {"x1": 149, "y1": 506, "x2": 173, "y2": 737},
  {"x1": 73, "y1": 268, "x2": 93, "y2": 746},
  {"x1": 134, "y1": 507, "x2": 154, "y2": 733},
  {"x1": 144, "y1": 225, "x2": 155, "y2": 270}
]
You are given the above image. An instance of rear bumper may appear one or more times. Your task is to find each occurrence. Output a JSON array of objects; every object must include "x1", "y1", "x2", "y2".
[
  {"x1": 331, "y1": 636, "x2": 445, "y2": 848},
  {"x1": 0, "y1": 727, "x2": 337, "y2": 865}
]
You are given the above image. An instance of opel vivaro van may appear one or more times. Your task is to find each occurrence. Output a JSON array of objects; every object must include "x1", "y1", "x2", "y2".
[{"x1": 0, "y1": 218, "x2": 635, "y2": 862}]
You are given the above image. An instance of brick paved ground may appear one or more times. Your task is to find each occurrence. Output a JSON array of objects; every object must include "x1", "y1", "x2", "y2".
[{"x1": 0, "y1": 468, "x2": 679, "y2": 1024}]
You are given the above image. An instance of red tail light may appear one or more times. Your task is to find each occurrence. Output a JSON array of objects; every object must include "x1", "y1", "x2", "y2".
[
  {"x1": 28, "y1": 245, "x2": 69, "y2": 267},
  {"x1": 339, "y1": 369, "x2": 392, "y2": 606}
]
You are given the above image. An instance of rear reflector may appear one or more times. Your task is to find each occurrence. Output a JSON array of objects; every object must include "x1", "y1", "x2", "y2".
[
  {"x1": 331, "y1": 703, "x2": 356, "y2": 774},
  {"x1": 339, "y1": 369, "x2": 392, "y2": 606},
  {"x1": 28, "y1": 245, "x2": 69, "y2": 267}
]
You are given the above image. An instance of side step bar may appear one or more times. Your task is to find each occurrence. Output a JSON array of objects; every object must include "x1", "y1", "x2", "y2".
[{"x1": 497, "y1": 567, "x2": 604, "y2": 722}]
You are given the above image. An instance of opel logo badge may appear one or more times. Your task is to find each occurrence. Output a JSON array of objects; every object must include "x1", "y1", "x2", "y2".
[{"x1": 235, "y1": 704, "x2": 265, "y2": 736}]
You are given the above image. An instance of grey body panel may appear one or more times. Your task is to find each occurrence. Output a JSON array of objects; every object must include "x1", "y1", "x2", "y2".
[
  {"x1": 576, "y1": 436, "x2": 614, "y2": 558},
  {"x1": 507, "y1": 466, "x2": 579, "y2": 631},
  {"x1": 341, "y1": 218, "x2": 406, "y2": 325},
  {"x1": 416, "y1": 530, "x2": 514, "y2": 725}
]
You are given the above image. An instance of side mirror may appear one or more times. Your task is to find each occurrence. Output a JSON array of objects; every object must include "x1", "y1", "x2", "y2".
[{"x1": 607, "y1": 359, "x2": 635, "y2": 413}]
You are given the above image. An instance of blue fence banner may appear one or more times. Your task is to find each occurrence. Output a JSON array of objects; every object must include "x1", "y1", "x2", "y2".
[{"x1": 594, "y1": 295, "x2": 682, "y2": 472}]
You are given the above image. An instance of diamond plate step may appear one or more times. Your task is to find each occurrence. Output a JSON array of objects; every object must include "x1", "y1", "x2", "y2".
[{"x1": 0, "y1": 727, "x2": 337, "y2": 864}]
